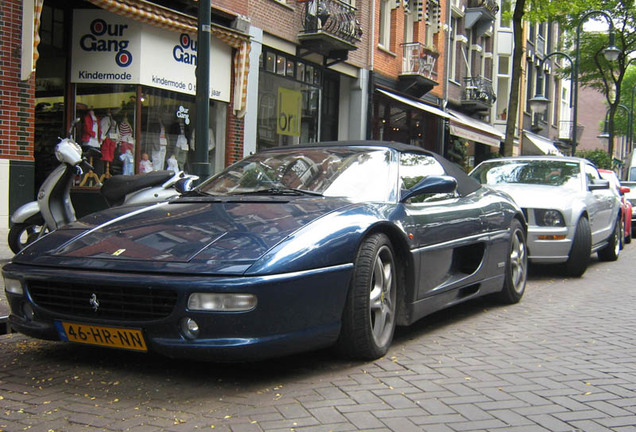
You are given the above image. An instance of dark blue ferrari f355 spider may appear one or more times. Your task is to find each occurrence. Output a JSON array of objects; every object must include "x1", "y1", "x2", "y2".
[{"x1": 3, "y1": 141, "x2": 527, "y2": 361}]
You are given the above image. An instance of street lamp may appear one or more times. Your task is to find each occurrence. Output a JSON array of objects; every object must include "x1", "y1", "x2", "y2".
[
  {"x1": 534, "y1": 14, "x2": 620, "y2": 154},
  {"x1": 598, "y1": 104, "x2": 630, "y2": 160},
  {"x1": 571, "y1": 10, "x2": 622, "y2": 155},
  {"x1": 528, "y1": 51, "x2": 575, "y2": 138},
  {"x1": 629, "y1": 84, "x2": 636, "y2": 151}
]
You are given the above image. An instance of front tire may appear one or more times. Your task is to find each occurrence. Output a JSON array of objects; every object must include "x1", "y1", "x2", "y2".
[
  {"x1": 598, "y1": 219, "x2": 621, "y2": 262},
  {"x1": 8, "y1": 223, "x2": 48, "y2": 254},
  {"x1": 494, "y1": 219, "x2": 527, "y2": 304},
  {"x1": 336, "y1": 233, "x2": 397, "y2": 360},
  {"x1": 563, "y1": 217, "x2": 591, "y2": 277}
]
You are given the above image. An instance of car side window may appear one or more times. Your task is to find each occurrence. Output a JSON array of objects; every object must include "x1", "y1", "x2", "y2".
[{"x1": 399, "y1": 153, "x2": 454, "y2": 203}]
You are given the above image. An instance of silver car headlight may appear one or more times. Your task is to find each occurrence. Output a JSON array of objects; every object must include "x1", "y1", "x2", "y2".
[
  {"x1": 188, "y1": 293, "x2": 257, "y2": 312},
  {"x1": 4, "y1": 277, "x2": 24, "y2": 295},
  {"x1": 535, "y1": 209, "x2": 565, "y2": 227}
]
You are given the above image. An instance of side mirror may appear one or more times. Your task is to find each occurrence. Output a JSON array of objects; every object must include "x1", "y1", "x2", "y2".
[
  {"x1": 620, "y1": 186, "x2": 630, "y2": 195},
  {"x1": 400, "y1": 175, "x2": 457, "y2": 203},
  {"x1": 175, "y1": 177, "x2": 196, "y2": 194},
  {"x1": 589, "y1": 178, "x2": 610, "y2": 191}
]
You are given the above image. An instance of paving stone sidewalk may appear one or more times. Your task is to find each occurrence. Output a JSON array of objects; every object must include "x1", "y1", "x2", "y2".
[{"x1": 1, "y1": 243, "x2": 635, "y2": 431}]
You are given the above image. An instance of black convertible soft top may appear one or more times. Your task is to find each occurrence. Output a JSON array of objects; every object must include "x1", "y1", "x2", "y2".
[{"x1": 265, "y1": 140, "x2": 482, "y2": 197}]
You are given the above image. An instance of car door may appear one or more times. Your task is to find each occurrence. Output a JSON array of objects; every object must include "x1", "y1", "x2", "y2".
[
  {"x1": 398, "y1": 153, "x2": 485, "y2": 300},
  {"x1": 584, "y1": 163, "x2": 616, "y2": 244}
]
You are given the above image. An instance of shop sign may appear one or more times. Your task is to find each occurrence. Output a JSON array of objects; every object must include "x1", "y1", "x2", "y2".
[
  {"x1": 276, "y1": 88, "x2": 302, "y2": 137},
  {"x1": 71, "y1": 9, "x2": 231, "y2": 102}
]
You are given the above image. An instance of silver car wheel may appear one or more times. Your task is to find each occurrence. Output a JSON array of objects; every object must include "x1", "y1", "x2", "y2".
[
  {"x1": 509, "y1": 227, "x2": 527, "y2": 294},
  {"x1": 337, "y1": 233, "x2": 398, "y2": 359},
  {"x1": 369, "y1": 245, "x2": 396, "y2": 347}
]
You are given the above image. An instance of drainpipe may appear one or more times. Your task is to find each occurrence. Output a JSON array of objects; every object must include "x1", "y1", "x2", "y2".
[
  {"x1": 192, "y1": 0, "x2": 211, "y2": 183},
  {"x1": 367, "y1": 0, "x2": 377, "y2": 140}
]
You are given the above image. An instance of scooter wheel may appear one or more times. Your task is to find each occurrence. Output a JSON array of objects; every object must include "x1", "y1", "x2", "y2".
[{"x1": 8, "y1": 223, "x2": 48, "y2": 254}]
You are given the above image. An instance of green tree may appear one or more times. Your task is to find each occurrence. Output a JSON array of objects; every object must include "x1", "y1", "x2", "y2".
[
  {"x1": 614, "y1": 65, "x2": 636, "y2": 143},
  {"x1": 577, "y1": 148, "x2": 613, "y2": 169},
  {"x1": 549, "y1": 0, "x2": 634, "y2": 157},
  {"x1": 501, "y1": 0, "x2": 526, "y2": 157},
  {"x1": 502, "y1": 0, "x2": 635, "y2": 158}
]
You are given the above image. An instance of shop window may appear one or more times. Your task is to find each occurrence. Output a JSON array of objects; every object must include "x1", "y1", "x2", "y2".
[
  {"x1": 265, "y1": 52, "x2": 276, "y2": 73},
  {"x1": 286, "y1": 60, "x2": 295, "y2": 78},
  {"x1": 34, "y1": 4, "x2": 69, "y2": 192},
  {"x1": 257, "y1": 49, "x2": 328, "y2": 150},
  {"x1": 40, "y1": 5, "x2": 65, "y2": 50},
  {"x1": 73, "y1": 84, "x2": 225, "y2": 187},
  {"x1": 276, "y1": 55, "x2": 286, "y2": 75}
]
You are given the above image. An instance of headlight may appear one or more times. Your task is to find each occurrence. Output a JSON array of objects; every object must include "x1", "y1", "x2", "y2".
[
  {"x1": 188, "y1": 293, "x2": 257, "y2": 312},
  {"x1": 4, "y1": 277, "x2": 24, "y2": 295},
  {"x1": 535, "y1": 209, "x2": 565, "y2": 227}
]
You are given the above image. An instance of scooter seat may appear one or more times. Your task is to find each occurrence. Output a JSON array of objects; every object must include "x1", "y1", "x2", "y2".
[{"x1": 101, "y1": 170, "x2": 176, "y2": 206}]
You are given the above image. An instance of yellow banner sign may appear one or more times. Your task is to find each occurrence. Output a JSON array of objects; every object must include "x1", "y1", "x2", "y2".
[{"x1": 277, "y1": 87, "x2": 302, "y2": 137}]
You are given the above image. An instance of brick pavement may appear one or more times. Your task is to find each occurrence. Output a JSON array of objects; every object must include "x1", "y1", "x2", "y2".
[{"x1": 1, "y1": 242, "x2": 636, "y2": 431}]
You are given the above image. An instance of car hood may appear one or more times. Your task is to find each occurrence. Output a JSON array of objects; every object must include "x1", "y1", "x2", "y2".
[
  {"x1": 12, "y1": 196, "x2": 353, "y2": 275},
  {"x1": 486, "y1": 183, "x2": 581, "y2": 209}
]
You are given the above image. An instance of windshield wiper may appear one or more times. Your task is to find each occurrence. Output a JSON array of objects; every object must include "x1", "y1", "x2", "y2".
[
  {"x1": 232, "y1": 186, "x2": 323, "y2": 197},
  {"x1": 180, "y1": 189, "x2": 214, "y2": 197}
]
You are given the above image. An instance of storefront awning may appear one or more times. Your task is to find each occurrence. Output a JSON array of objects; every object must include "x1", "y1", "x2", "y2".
[
  {"x1": 523, "y1": 131, "x2": 563, "y2": 156},
  {"x1": 447, "y1": 109, "x2": 503, "y2": 148},
  {"x1": 377, "y1": 89, "x2": 450, "y2": 119},
  {"x1": 85, "y1": 0, "x2": 251, "y2": 117},
  {"x1": 21, "y1": 0, "x2": 44, "y2": 80}
]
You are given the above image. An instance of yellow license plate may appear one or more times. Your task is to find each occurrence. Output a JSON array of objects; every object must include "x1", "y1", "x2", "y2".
[{"x1": 56, "y1": 321, "x2": 147, "y2": 352}]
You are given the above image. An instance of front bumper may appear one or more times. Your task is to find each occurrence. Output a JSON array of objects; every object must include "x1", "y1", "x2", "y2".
[
  {"x1": 3, "y1": 263, "x2": 353, "y2": 361},
  {"x1": 526, "y1": 225, "x2": 572, "y2": 263}
]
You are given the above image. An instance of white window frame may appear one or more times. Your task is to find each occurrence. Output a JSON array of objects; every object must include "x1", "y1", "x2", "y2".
[{"x1": 379, "y1": 0, "x2": 393, "y2": 49}]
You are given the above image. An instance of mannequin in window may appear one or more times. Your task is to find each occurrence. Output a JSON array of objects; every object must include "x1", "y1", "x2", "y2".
[
  {"x1": 150, "y1": 117, "x2": 167, "y2": 171},
  {"x1": 190, "y1": 126, "x2": 216, "y2": 173},
  {"x1": 139, "y1": 153, "x2": 153, "y2": 173},
  {"x1": 99, "y1": 109, "x2": 118, "y2": 177},
  {"x1": 119, "y1": 115, "x2": 134, "y2": 155},
  {"x1": 120, "y1": 149, "x2": 134, "y2": 175},
  {"x1": 82, "y1": 109, "x2": 100, "y2": 149},
  {"x1": 172, "y1": 118, "x2": 189, "y2": 170},
  {"x1": 166, "y1": 154, "x2": 179, "y2": 174},
  {"x1": 80, "y1": 109, "x2": 103, "y2": 182}
]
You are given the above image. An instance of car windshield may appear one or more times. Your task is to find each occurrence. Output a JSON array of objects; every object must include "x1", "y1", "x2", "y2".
[
  {"x1": 470, "y1": 160, "x2": 582, "y2": 191},
  {"x1": 197, "y1": 147, "x2": 397, "y2": 202}
]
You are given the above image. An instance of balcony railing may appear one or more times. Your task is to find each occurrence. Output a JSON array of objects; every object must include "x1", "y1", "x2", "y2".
[
  {"x1": 301, "y1": 0, "x2": 362, "y2": 45},
  {"x1": 465, "y1": 0, "x2": 498, "y2": 37},
  {"x1": 462, "y1": 76, "x2": 496, "y2": 109},
  {"x1": 401, "y1": 42, "x2": 439, "y2": 80},
  {"x1": 558, "y1": 120, "x2": 584, "y2": 142},
  {"x1": 467, "y1": 0, "x2": 499, "y2": 15}
]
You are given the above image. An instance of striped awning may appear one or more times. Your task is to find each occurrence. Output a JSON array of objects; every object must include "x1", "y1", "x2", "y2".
[
  {"x1": 21, "y1": 0, "x2": 44, "y2": 80},
  {"x1": 85, "y1": 0, "x2": 251, "y2": 117}
]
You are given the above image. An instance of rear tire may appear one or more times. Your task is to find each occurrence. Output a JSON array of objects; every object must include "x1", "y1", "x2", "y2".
[
  {"x1": 625, "y1": 220, "x2": 632, "y2": 244},
  {"x1": 494, "y1": 219, "x2": 527, "y2": 304},
  {"x1": 336, "y1": 233, "x2": 397, "y2": 360},
  {"x1": 563, "y1": 217, "x2": 591, "y2": 277},
  {"x1": 598, "y1": 219, "x2": 621, "y2": 262}
]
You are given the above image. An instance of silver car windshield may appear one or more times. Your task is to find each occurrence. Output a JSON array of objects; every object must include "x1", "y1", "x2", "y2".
[
  {"x1": 199, "y1": 147, "x2": 396, "y2": 202},
  {"x1": 471, "y1": 160, "x2": 581, "y2": 191}
]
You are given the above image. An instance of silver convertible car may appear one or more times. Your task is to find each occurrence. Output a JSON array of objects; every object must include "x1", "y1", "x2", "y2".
[
  {"x1": 470, "y1": 156, "x2": 622, "y2": 277},
  {"x1": 4, "y1": 142, "x2": 528, "y2": 361}
]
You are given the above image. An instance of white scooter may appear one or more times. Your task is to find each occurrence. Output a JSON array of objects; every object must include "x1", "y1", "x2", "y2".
[{"x1": 8, "y1": 119, "x2": 198, "y2": 254}]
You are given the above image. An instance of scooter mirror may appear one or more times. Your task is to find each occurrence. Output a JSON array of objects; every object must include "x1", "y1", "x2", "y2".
[
  {"x1": 68, "y1": 118, "x2": 81, "y2": 139},
  {"x1": 174, "y1": 177, "x2": 196, "y2": 194}
]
